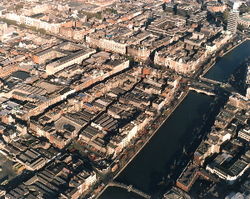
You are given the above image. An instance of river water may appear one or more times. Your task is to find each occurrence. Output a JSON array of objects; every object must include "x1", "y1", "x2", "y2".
[
  {"x1": 99, "y1": 40, "x2": 250, "y2": 199},
  {"x1": 100, "y1": 92, "x2": 214, "y2": 198},
  {"x1": 205, "y1": 40, "x2": 250, "y2": 82},
  {"x1": 99, "y1": 186, "x2": 144, "y2": 199}
]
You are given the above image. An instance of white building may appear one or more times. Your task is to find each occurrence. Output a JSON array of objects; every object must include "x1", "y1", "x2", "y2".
[
  {"x1": 238, "y1": 128, "x2": 250, "y2": 142},
  {"x1": 206, "y1": 159, "x2": 249, "y2": 182},
  {"x1": 4, "y1": 13, "x2": 61, "y2": 34},
  {"x1": 86, "y1": 36, "x2": 127, "y2": 55},
  {"x1": 46, "y1": 49, "x2": 96, "y2": 75}
]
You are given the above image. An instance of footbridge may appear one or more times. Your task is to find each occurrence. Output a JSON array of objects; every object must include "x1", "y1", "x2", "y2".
[
  {"x1": 108, "y1": 181, "x2": 151, "y2": 199},
  {"x1": 187, "y1": 75, "x2": 237, "y2": 96},
  {"x1": 189, "y1": 87, "x2": 215, "y2": 96},
  {"x1": 198, "y1": 77, "x2": 236, "y2": 93},
  {"x1": 199, "y1": 76, "x2": 222, "y2": 86}
]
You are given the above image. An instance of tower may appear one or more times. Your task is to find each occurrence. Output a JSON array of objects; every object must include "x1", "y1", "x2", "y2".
[
  {"x1": 227, "y1": 1, "x2": 241, "y2": 34},
  {"x1": 227, "y1": 11, "x2": 239, "y2": 34}
]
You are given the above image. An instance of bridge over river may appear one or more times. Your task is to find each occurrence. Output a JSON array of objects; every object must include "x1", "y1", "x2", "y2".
[
  {"x1": 186, "y1": 75, "x2": 237, "y2": 96},
  {"x1": 108, "y1": 181, "x2": 151, "y2": 199}
]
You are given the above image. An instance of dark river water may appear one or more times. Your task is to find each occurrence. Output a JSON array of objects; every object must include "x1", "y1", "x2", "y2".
[
  {"x1": 205, "y1": 40, "x2": 250, "y2": 82},
  {"x1": 99, "y1": 40, "x2": 250, "y2": 199},
  {"x1": 99, "y1": 186, "x2": 144, "y2": 199},
  {"x1": 100, "y1": 92, "x2": 214, "y2": 199}
]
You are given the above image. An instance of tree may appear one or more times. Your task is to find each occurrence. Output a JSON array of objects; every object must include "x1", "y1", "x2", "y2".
[
  {"x1": 15, "y1": 4, "x2": 24, "y2": 11},
  {"x1": 239, "y1": 4, "x2": 250, "y2": 14},
  {"x1": 222, "y1": 10, "x2": 229, "y2": 23},
  {"x1": 237, "y1": 24, "x2": 245, "y2": 32},
  {"x1": 105, "y1": 8, "x2": 117, "y2": 14}
]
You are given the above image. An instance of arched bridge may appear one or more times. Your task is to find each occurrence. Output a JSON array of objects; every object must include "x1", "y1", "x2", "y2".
[{"x1": 108, "y1": 181, "x2": 151, "y2": 199}]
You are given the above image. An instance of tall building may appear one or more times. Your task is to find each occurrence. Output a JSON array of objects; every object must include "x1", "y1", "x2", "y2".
[
  {"x1": 227, "y1": 10, "x2": 239, "y2": 34},
  {"x1": 227, "y1": 1, "x2": 241, "y2": 34}
]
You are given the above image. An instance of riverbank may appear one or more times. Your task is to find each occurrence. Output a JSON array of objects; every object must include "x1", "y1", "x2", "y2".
[
  {"x1": 99, "y1": 36, "x2": 250, "y2": 199},
  {"x1": 110, "y1": 92, "x2": 215, "y2": 199},
  {"x1": 95, "y1": 89, "x2": 189, "y2": 199},
  {"x1": 114, "y1": 90, "x2": 189, "y2": 179},
  {"x1": 201, "y1": 37, "x2": 248, "y2": 77},
  {"x1": 204, "y1": 39, "x2": 250, "y2": 82}
]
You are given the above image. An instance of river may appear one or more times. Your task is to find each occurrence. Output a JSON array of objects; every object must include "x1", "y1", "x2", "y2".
[
  {"x1": 99, "y1": 40, "x2": 250, "y2": 199},
  {"x1": 204, "y1": 40, "x2": 250, "y2": 82},
  {"x1": 100, "y1": 92, "x2": 216, "y2": 199}
]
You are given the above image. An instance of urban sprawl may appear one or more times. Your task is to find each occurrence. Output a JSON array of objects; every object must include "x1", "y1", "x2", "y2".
[{"x1": 0, "y1": 0, "x2": 249, "y2": 198}]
